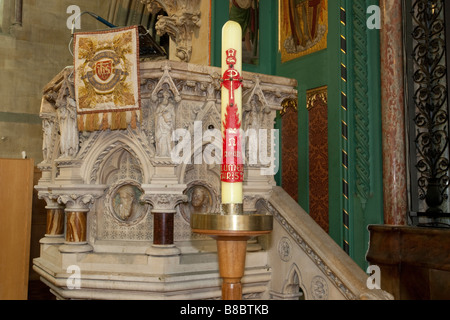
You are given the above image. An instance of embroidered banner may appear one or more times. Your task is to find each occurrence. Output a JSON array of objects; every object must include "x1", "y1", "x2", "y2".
[{"x1": 74, "y1": 26, "x2": 141, "y2": 131}]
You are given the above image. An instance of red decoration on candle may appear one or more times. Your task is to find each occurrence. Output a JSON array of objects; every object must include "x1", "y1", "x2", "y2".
[{"x1": 221, "y1": 48, "x2": 243, "y2": 183}]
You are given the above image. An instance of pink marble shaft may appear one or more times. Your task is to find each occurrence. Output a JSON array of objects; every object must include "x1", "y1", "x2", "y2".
[{"x1": 380, "y1": 0, "x2": 407, "y2": 225}]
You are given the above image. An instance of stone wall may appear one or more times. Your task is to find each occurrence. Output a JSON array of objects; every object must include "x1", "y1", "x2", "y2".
[
  {"x1": 0, "y1": 0, "x2": 213, "y2": 162},
  {"x1": 0, "y1": 0, "x2": 108, "y2": 161}
]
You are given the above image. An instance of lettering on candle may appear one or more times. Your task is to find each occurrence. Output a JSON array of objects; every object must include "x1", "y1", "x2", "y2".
[{"x1": 221, "y1": 48, "x2": 244, "y2": 183}]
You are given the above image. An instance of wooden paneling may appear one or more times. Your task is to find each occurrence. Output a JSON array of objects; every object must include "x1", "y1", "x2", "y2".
[
  {"x1": 0, "y1": 159, "x2": 34, "y2": 300},
  {"x1": 367, "y1": 225, "x2": 450, "y2": 300}
]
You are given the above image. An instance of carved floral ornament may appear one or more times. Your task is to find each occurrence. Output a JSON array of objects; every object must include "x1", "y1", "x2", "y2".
[
  {"x1": 306, "y1": 86, "x2": 327, "y2": 111},
  {"x1": 280, "y1": 98, "x2": 298, "y2": 117},
  {"x1": 140, "y1": 0, "x2": 201, "y2": 62}
]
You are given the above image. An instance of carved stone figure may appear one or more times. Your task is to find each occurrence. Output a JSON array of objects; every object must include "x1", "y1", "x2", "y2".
[
  {"x1": 112, "y1": 184, "x2": 145, "y2": 222},
  {"x1": 116, "y1": 185, "x2": 136, "y2": 220},
  {"x1": 55, "y1": 72, "x2": 79, "y2": 159},
  {"x1": 141, "y1": 0, "x2": 201, "y2": 62},
  {"x1": 178, "y1": 184, "x2": 215, "y2": 223},
  {"x1": 190, "y1": 185, "x2": 212, "y2": 214},
  {"x1": 155, "y1": 89, "x2": 176, "y2": 157},
  {"x1": 42, "y1": 118, "x2": 53, "y2": 163},
  {"x1": 243, "y1": 98, "x2": 261, "y2": 131}
]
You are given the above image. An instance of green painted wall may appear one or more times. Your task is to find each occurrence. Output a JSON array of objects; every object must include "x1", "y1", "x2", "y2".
[
  {"x1": 211, "y1": 0, "x2": 277, "y2": 75},
  {"x1": 275, "y1": 0, "x2": 343, "y2": 260},
  {"x1": 211, "y1": 0, "x2": 384, "y2": 269},
  {"x1": 347, "y1": 0, "x2": 384, "y2": 269}
]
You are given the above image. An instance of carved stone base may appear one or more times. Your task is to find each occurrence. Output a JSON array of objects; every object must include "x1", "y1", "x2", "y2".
[
  {"x1": 145, "y1": 244, "x2": 181, "y2": 257},
  {"x1": 59, "y1": 242, "x2": 93, "y2": 253},
  {"x1": 54, "y1": 159, "x2": 83, "y2": 184},
  {"x1": 39, "y1": 235, "x2": 65, "y2": 245}
]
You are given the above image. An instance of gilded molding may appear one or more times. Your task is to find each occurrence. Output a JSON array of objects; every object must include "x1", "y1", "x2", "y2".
[
  {"x1": 306, "y1": 85, "x2": 327, "y2": 110},
  {"x1": 280, "y1": 98, "x2": 298, "y2": 116}
]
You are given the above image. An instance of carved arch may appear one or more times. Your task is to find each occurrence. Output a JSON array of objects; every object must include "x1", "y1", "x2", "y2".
[
  {"x1": 99, "y1": 147, "x2": 144, "y2": 184},
  {"x1": 194, "y1": 101, "x2": 221, "y2": 133},
  {"x1": 243, "y1": 76, "x2": 270, "y2": 114},
  {"x1": 81, "y1": 131, "x2": 154, "y2": 184},
  {"x1": 282, "y1": 263, "x2": 306, "y2": 300},
  {"x1": 151, "y1": 63, "x2": 181, "y2": 102}
]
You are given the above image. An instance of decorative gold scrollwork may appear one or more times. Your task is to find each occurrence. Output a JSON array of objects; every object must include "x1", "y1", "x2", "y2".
[{"x1": 280, "y1": 98, "x2": 298, "y2": 116}]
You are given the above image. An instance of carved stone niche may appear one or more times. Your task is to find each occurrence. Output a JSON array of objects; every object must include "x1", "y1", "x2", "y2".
[{"x1": 141, "y1": 0, "x2": 201, "y2": 62}]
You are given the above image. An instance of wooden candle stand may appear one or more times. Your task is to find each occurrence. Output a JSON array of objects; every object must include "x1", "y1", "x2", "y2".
[
  {"x1": 192, "y1": 213, "x2": 272, "y2": 300},
  {"x1": 191, "y1": 20, "x2": 273, "y2": 300}
]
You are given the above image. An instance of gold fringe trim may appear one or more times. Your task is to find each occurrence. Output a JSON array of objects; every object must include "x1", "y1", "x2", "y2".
[
  {"x1": 130, "y1": 110, "x2": 137, "y2": 129},
  {"x1": 84, "y1": 113, "x2": 99, "y2": 131},
  {"x1": 78, "y1": 115, "x2": 85, "y2": 132},
  {"x1": 77, "y1": 109, "x2": 140, "y2": 132},
  {"x1": 101, "y1": 113, "x2": 109, "y2": 130}
]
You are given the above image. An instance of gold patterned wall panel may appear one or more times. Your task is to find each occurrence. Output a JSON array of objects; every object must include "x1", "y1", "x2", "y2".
[
  {"x1": 279, "y1": 0, "x2": 328, "y2": 62},
  {"x1": 307, "y1": 86, "x2": 328, "y2": 232},
  {"x1": 281, "y1": 99, "x2": 299, "y2": 202}
]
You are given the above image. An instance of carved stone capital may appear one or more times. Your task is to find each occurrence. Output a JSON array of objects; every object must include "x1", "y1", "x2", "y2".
[
  {"x1": 141, "y1": 0, "x2": 201, "y2": 62},
  {"x1": 142, "y1": 193, "x2": 188, "y2": 213},
  {"x1": 58, "y1": 194, "x2": 96, "y2": 212},
  {"x1": 38, "y1": 193, "x2": 63, "y2": 210}
]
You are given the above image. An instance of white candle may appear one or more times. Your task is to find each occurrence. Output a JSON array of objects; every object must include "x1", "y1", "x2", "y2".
[{"x1": 221, "y1": 21, "x2": 243, "y2": 205}]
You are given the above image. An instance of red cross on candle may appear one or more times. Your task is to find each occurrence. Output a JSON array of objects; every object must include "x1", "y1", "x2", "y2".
[
  {"x1": 221, "y1": 49, "x2": 243, "y2": 107},
  {"x1": 220, "y1": 21, "x2": 244, "y2": 202},
  {"x1": 221, "y1": 47, "x2": 244, "y2": 184}
]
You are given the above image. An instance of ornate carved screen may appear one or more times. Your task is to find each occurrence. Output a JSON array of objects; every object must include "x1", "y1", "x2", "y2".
[{"x1": 404, "y1": 0, "x2": 450, "y2": 227}]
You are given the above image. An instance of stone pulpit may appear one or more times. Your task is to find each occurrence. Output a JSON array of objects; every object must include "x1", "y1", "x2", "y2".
[{"x1": 34, "y1": 59, "x2": 297, "y2": 300}]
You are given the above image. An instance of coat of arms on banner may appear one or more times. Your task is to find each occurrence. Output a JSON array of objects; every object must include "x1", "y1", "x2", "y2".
[{"x1": 74, "y1": 26, "x2": 141, "y2": 131}]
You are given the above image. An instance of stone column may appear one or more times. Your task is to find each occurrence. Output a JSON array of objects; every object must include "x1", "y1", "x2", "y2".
[
  {"x1": 38, "y1": 193, "x2": 65, "y2": 244},
  {"x1": 153, "y1": 210, "x2": 175, "y2": 245},
  {"x1": 380, "y1": 0, "x2": 407, "y2": 225},
  {"x1": 142, "y1": 162, "x2": 187, "y2": 256},
  {"x1": 58, "y1": 194, "x2": 95, "y2": 253},
  {"x1": 143, "y1": 192, "x2": 187, "y2": 256}
]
